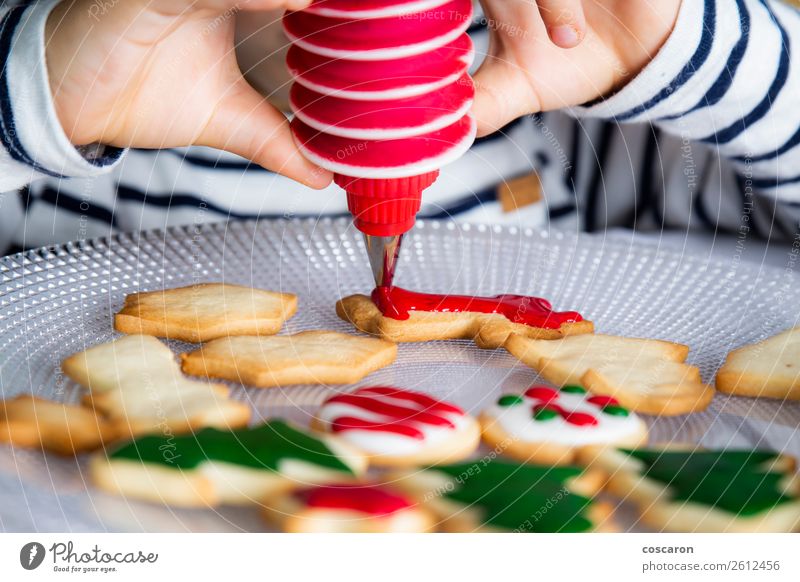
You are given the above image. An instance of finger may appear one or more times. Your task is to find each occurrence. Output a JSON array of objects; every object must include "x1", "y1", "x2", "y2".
[
  {"x1": 193, "y1": 0, "x2": 312, "y2": 12},
  {"x1": 471, "y1": 59, "x2": 540, "y2": 136},
  {"x1": 199, "y1": 81, "x2": 332, "y2": 189},
  {"x1": 536, "y1": 0, "x2": 586, "y2": 48}
]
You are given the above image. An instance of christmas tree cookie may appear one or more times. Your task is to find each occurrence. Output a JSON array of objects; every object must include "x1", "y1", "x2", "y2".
[
  {"x1": 582, "y1": 448, "x2": 800, "y2": 532},
  {"x1": 392, "y1": 458, "x2": 609, "y2": 532},
  {"x1": 480, "y1": 385, "x2": 647, "y2": 465},
  {"x1": 90, "y1": 420, "x2": 367, "y2": 507}
]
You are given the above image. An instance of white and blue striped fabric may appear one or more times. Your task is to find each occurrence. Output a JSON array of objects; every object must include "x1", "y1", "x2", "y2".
[{"x1": 1, "y1": 0, "x2": 799, "y2": 254}]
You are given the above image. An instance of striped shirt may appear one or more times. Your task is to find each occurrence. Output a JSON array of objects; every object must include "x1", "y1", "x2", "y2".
[{"x1": 1, "y1": 0, "x2": 800, "y2": 254}]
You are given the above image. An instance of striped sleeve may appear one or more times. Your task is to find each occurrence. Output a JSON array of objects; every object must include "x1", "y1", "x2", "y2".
[
  {"x1": 0, "y1": 0, "x2": 123, "y2": 192},
  {"x1": 573, "y1": 0, "x2": 800, "y2": 202}
]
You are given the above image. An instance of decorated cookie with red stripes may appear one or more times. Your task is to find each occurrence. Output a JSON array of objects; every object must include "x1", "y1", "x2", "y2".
[
  {"x1": 262, "y1": 483, "x2": 435, "y2": 533},
  {"x1": 313, "y1": 386, "x2": 480, "y2": 467},
  {"x1": 480, "y1": 385, "x2": 648, "y2": 466}
]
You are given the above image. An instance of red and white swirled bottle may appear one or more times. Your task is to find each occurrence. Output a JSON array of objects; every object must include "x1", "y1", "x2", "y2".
[{"x1": 283, "y1": 0, "x2": 476, "y2": 239}]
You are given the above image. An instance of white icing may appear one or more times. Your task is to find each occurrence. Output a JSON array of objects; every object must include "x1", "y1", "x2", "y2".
[
  {"x1": 317, "y1": 390, "x2": 466, "y2": 455},
  {"x1": 485, "y1": 391, "x2": 642, "y2": 447}
]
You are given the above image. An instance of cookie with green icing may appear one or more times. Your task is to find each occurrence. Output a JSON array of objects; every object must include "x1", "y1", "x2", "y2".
[
  {"x1": 90, "y1": 420, "x2": 367, "y2": 507},
  {"x1": 584, "y1": 447, "x2": 800, "y2": 532},
  {"x1": 391, "y1": 458, "x2": 609, "y2": 532}
]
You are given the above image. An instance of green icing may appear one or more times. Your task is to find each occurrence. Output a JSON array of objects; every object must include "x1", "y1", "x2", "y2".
[
  {"x1": 533, "y1": 406, "x2": 559, "y2": 421},
  {"x1": 560, "y1": 385, "x2": 586, "y2": 394},
  {"x1": 430, "y1": 459, "x2": 595, "y2": 532},
  {"x1": 109, "y1": 420, "x2": 354, "y2": 475},
  {"x1": 498, "y1": 394, "x2": 525, "y2": 407},
  {"x1": 601, "y1": 405, "x2": 629, "y2": 417},
  {"x1": 622, "y1": 449, "x2": 793, "y2": 516}
]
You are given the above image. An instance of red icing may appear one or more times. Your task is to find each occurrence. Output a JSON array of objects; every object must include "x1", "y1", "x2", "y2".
[
  {"x1": 326, "y1": 394, "x2": 456, "y2": 428},
  {"x1": 533, "y1": 404, "x2": 599, "y2": 427},
  {"x1": 524, "y1": 386, "x2": 560, "y2": 402},
  {"x1": 286, "y1": 0, "x2": 476, "y2": 236},
  {"x1": 324, "y1": 386, "x2": 463, "y2": 440},
  {"x1": 332, "y1": 416, "x2": 425, "y2": 439},
  {"x1": 371, "y1": 286, "x2": 583, "y2": 329},
  {"x1": 295, "y1": 484, "x2": 412, "y2": 516},
  {"x1": 586, "y1": 395, "x2": 620, "y2": 407}
]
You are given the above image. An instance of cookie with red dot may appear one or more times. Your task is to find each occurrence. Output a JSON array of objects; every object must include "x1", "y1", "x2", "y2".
[
  {"x1": 480, "y1": 384, "x2": 648, "y2": 465},
  {"x1": 262, "y1": 483, "x2": 435, "y2": 533}
]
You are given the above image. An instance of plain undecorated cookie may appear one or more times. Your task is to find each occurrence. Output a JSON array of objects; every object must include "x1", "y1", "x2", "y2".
[
  {"x1": 180, "y1": 331, "x2": 397, "y2": 388},
  {"x1": 716, "y1": 327, "x2": 800, "y2": 400},
  {"x1": 114, "y1": 283, "x2": 297, "y2": 343},
  {"x1": 336, "y1": 294, "x2": 593, "y2": 349},
  {"x1": 391, "y1": 458, "x2": 611, "y2": 532},
  {"x1": 312, "y1": 386, "x2": 480, "y2": 467},
  {"x1": 91, "y1": 420, "x2": 367, "y2": 507},
  {"x1": 62, "y1": 335, "x2": 251, "y2": 436},
  {"x1": 262, "y1": 483, "x2": 435, "y2": 533},
  {"x1": 581, "y1": 447, "x2": 800, "y2": 532},
  {"x1": 480, "y1": 385, "x2": 647, "y2": 465},
  {"x1": 0, "y1": 395, "x2": 117, "y2": 455},
  {"x1": 505, "y1": 333, "x2": 714, "y2": 416}
]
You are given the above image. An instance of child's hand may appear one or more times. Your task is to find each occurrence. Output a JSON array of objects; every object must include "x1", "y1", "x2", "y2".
[
  {"x1": 46, "y1": 0, "x2": 331, "y2": 188},
  {"x1": 472, "y1": 0, "x2": 682, "y2": 135}
]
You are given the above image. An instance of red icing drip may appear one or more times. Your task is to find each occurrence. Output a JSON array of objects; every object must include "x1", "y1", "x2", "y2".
[
  {"x1": 524, "y1": 386, "x2": 560, "y2": 402},
  {"x1": 371, "y1": 286, "x2": 582, "y2": 329},
  {"x1": 324, "y1": 386, "x2": 462, "y2": 440},
  {"x1": 586, "y1": 395, "x2": 620, "y2": 407},
  {"x1": 533, "y1": 404, "x2": 599, "y2": 427},
  {"x1": 295, "y1": 484, "x2": 412, "y2": 516}
]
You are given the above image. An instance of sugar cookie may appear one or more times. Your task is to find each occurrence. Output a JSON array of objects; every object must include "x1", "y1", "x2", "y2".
[
  {"x1": 262, "y1": 483, "x2": 435, "y2": 533},
  {"x1": 0, "y1": 395, "x2": 117, "y2": 455},
  {"x1": 336, "y1": 286, "x2": 592, "y2": 349},
  {"x1": 114, "y1": 283, "x2": 297, "y2": 343},
  {"x1": 62, "y1": 335, "x2": 251, "y2": 436},
  {"x1": 582, "y1": 448, "x2": 800, "y2": 532},
  {"x1": 480, "y1": 385, "x2": 647, "y2": 465},
  {"x1": 180, "y1": 331, "x2": 396, "y2": 388},
  {"x1": 312, "y1": 386, "x2": 479, "y2": 467},
  {"x1": 90, "y1": 420, "x2": 367, "y2": 507},
  {"x1": 716, "y1": 327, "x2": 800, "y2": 400},
  {"x1": 505, "y1": 333, "x2": 714, "y2": 415},
  {"x1": 392, "y1": 458, "x2": 610, "y2": 532}
]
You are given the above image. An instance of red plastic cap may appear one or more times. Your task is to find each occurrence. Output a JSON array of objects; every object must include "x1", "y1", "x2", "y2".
[{"x1": 335, "y1": 171, "x2": 439, "y2": 236}]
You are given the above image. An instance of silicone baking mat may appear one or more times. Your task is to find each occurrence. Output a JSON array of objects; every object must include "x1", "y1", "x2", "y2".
[{"x1": 1, "y1": 218, "x2": 799, "y2": 532}]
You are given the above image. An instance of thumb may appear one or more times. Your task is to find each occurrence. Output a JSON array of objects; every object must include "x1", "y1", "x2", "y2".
[
  {"x1": 471, "y1": 59, "x2": 540, "y2": 137},
  {"x1": 198, "y1": 80, "x2": 332, "y2": 189}
]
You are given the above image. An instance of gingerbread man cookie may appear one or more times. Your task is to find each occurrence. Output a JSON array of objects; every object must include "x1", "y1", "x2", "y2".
[
  {"x1": 313, "y1": 386, "x2": 480, "y2": 467},
  {"x1": 262, "y1": 483, "x2": 434, "y2": 533},
  {"x1": 337, "y1": 286, "x2": 592, "y2": 349},
  {"x1": 480, "y1": 385, "x2": 648, "y2": 465}
]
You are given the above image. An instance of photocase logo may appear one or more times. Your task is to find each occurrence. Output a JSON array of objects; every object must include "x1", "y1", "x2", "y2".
[{"x1": 20, "y1": 542, "x2": 46, "y2": 570}]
